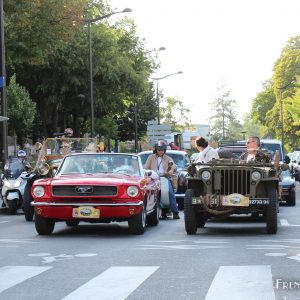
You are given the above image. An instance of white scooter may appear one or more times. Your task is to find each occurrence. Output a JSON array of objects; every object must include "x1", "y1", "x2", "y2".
[{"x1": 1, "y1": 157, "x2": 27, "y2": 214}]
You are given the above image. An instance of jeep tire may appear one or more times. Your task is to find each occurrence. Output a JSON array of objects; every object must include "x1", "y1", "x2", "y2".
[
  {"x1": 184, "y1": 189, "x2": 197, "y2": 234},
  {"x1": 266, "y1": 188, "x2": 278, "y2": 234}
]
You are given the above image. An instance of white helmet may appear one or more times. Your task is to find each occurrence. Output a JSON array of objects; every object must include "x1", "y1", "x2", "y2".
[{"x1": 17, "y1": 150, "x2": 26, "y2": 157}]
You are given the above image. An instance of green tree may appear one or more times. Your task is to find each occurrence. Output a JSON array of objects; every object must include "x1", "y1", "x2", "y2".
[
  {"x1": 209, "y1": 83, "x2": 242, "y2": 142},
  {"x1": 6, "y1": 75, "x2": 36, "y2": 145},
  {"x1": 160, "y1": 96, "x2": 191, "y2": 132}
]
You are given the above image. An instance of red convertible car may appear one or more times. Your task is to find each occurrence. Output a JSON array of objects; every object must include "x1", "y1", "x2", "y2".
[{"x1": 31, "y1": 153, "x2": 160, "y2": 235}]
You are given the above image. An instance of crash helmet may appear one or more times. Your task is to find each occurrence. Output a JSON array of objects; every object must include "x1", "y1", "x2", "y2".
[
  {"x1": 17, "y1": 149, "x2": 26, "y2": 158},
  {"x1": 64, "y1": 128, "x2": 73, "y2": 137},
  {"x1": 154, "y1": 140, "x2": 167, "y2": 153}
]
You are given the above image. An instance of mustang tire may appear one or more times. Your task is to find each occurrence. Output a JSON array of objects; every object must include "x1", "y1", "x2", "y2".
[
  {"x1": 184, "y1": 189, "x2": 197, "y2": 234},
  {"x1": 35, "y1": 213, "x2": 55, "y2": 235},
  {"x1": 23, "y1": 183, "x2": 34, "y2": 221},
  {"x1": 266, "y1": 188, "x2": 278, "y2": 234},
  {"x1": 147, "y1": 203, "x2": 159, "y2": 226},
  {"x1": 128, "y1": 206, "x2": 146, "y2": 235}
]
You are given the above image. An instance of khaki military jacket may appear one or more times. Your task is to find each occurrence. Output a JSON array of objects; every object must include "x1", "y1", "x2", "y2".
[{"x1": 144, "y1": 153, "x2": 176, "y2": 174}]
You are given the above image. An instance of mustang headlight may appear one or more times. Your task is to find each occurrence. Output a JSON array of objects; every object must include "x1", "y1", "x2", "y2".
[
  {"x1": 127, "y1": 186, "x2": 139, "y2": 197},
  {"x1": 201, "y1": 170, "x2": 211, "y2": 181},
  {"x1": 33, "y1": 186, "x2": 45, "y2": 197},
  {"x1": 251, "y1": 171, "x2": 261, "y2": 181}
]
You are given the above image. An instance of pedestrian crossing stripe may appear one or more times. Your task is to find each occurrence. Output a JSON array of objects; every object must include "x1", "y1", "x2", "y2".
[
  {"x1": 205, "y1": 265, "x2": 275, "y2": 300},
  {"x1": 62, "y1": 266, "x2": 159, "y2": 300},
  {"x1": 0, "y1": 266, "x2": 52, "y2": 293}
]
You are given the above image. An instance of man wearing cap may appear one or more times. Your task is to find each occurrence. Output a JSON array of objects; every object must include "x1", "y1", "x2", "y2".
[{"x1": 144, "y1": 140, "x2": 180, "y2": 219}]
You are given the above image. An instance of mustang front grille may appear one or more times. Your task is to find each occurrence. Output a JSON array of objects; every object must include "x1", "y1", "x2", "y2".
[
  {"x1": 52, "y1": 185, "x2": 117, "y2": 196},
  {"x1": 213, "y1": 169, "x2": 251, "y2": 195}
]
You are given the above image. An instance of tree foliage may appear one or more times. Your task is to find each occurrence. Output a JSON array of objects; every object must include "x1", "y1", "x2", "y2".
[
  {"x1": 6, "y1": 75, "x2": 36, "y2": 145},
  {"x1": 209, "y1": 83, "x2": 242, "y2": 142},
  {"x1": 160, "y1": 96, "x2": 191, "y2": 132},
  {"x1": 4, "y1": 0, "x2": 158, "y2": 142}
]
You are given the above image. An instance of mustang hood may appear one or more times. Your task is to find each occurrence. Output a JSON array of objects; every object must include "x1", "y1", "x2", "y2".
[{"x1": 36, "y1": 173, "x2": 141, "y2": 186}]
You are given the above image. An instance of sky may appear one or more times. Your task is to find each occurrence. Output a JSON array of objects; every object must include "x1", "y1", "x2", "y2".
[{"x1": 108, "y1": 0, "x2": 300, "y2": 124}]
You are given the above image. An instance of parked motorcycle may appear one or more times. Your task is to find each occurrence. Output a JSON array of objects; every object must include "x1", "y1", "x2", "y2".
[{"x1": 1, "y1": 157, "x2": 27, "y2": 214}]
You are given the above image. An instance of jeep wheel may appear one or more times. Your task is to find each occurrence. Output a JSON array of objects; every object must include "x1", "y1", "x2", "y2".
[
  {"x1": 196, "y1": 213, "x2": 206, "y2": 228},
  {"x1": 184, "y1": 189, "x2": 197, "y2": 234},
  {"x1": 35, "y1": 213, "x2": 55, "y2": 235},
  {"x1": 147, "y1": 203, "x2": 159, "y2": 226},
  {"x1": 287, "y1": 188, "x2": 296, "y2": 206},
  {"x1": 128, "y1": 206, "x2": 146, "y2": 235},
  {"x1": 23, "y1": 183, "x2": 34, "y2": 221},
  {"x1": 266, "y1": 188, "x2": 278, "y2": 234}
]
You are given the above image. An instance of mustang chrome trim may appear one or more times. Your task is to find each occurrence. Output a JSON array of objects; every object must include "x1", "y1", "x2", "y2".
[
  {"x1": 175, "y1": 193, "x2": 185, "y2": 197},
  {"x1": 31, "y1": 201, "x2": 144, "y2": 207}
]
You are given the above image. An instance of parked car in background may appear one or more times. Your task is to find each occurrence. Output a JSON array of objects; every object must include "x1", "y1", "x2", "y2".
[
  {"x1": 31, "y1": 153, "x2": 160, "y2": 235},
  {"x1": 138, "y1": 150, "x2": 190, "y2": 210},
  {"x1": 279, "y1": 169, "x2": 296, "y2": 206}
]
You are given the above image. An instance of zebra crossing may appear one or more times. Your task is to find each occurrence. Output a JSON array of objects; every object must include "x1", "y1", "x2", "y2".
[{"x1": 0, "y1": 264, "x2": 278, "y2": 299}]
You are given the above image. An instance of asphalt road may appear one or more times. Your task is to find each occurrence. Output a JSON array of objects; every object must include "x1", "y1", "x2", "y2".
[{"x1": 1, "y1": 186, "x2": 300, "y2": 300}]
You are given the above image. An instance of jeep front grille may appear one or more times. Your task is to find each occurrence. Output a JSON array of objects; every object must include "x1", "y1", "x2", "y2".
[
  {"x1": 52, "y1": 186, "x2": 117, "y2": 196},
  {"x1": 215, "y1": 169, "x2": 251, "y2": 195}
]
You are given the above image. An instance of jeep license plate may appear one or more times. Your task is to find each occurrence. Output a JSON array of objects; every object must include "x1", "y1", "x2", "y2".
[
  {"x1": 72, "y1": 206, "x2": 100, "y2": 218},
  {"x1": 222, "y1": 194, "x2": 249, "y2": 207}
]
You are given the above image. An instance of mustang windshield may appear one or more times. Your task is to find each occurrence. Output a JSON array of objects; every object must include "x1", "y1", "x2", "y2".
[{"x1": 58, "y1": 154, "x2": 142, "y2": 176}]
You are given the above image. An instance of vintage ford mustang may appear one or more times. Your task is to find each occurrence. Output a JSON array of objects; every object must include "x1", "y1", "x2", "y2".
[{"x1": 31, "y1": 153, "x2": 160, "y2": 235}]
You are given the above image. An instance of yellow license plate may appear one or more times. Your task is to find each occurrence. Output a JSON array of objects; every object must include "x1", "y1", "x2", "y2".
[
  {"x1": 222, "y1": 194, "x2": 249, "y2": 207},
  {"x1": 72, "y1": 206, "x2": 100, "y2": 218}
]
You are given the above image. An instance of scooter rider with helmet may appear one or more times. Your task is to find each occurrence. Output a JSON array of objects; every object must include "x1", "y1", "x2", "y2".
[{"x1": 144, "y1": 140, "x2": 180, "y2": 219}]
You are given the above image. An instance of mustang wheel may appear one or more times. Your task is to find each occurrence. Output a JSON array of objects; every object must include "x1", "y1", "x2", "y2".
[
  {"x1": 128, "y1": 206, "x2": 146, "y2": 235},
  {"x1": 23, "y1": 183, "x2": 34, "y2": 221},
  {"x1": 147, "y1": 203, "x2": 159, "y2": 226},
  {"x1": 266, "y1": 188, "x2": 278, "y2": 234},
  {"x1": 35, "y1": 212, "x2": 55, "y2": 235},
  {"x1": 184, "y1": 189, "x2": 197, "y2": 234}
]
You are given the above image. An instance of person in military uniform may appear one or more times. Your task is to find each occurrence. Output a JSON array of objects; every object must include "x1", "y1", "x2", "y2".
[{"x1": 240, "y1": 136, "x2": 271, "y2": 163}]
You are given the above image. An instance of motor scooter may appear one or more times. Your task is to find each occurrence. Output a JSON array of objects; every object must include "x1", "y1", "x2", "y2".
[{"x1": 1, "y1": 157, "x2": 27, "y2": 214}]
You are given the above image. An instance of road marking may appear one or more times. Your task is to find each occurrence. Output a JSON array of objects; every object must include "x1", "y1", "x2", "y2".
[
  {"x1": 0, "y1": 266, "x2": 52, "y2": 293},
  {"x1": 0, "y1": 239, "x2": 37, "y2": 243},
  {"x1": 205, "y1": 265, "x2": 275, "y2": 300},
  {"x1": 0, "y1": 220, "x2": 10, "y2": 224},
  {"x1": 280, "y1": 219, "x2": 300, "y2": 227},
  {"x1": 265, "y1": 253, "x2": 287, "y2": 257},
  {"x1": 287, "y1": 254, "x2": 300, "y2": 262},
  {"x1": 62, "y1": 266, "x2": 159, "y2": 300}
]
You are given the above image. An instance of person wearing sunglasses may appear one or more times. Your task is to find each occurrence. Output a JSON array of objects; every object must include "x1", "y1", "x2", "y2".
[{"x1": 240, "y1": 136, "x2": 271, "y2": 163}]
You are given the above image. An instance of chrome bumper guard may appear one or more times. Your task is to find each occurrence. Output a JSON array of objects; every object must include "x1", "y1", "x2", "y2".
[{"x1": 31, "y1": 201, "x2": 144, "y2": 207}]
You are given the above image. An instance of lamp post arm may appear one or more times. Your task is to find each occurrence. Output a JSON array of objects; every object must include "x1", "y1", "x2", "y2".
[{"x1": 150, "y1": 71, "x2": 183, "y2": 81}]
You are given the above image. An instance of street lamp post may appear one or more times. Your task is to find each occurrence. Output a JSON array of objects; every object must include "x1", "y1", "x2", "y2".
[
  {"x1": 277, "y1": 79, "x2": 296, "y2": 154},
  {"x1": 150, "y1": 71, "x2": 183, "y2": 124},
  {"x1": 87, "y1": 8, "x2": 132, "y2": 137}
]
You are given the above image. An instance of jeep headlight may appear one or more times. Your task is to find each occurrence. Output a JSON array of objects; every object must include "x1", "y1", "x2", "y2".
[
  {"x1": 33, "y1": 186, "x2": 45, "y2": 197},
  {"x1": 201, "y1": 170, "x2": 211, "y2": 180},
  {"x1": 127, "y1": 186, "x2": 139, "y2": 197},
  {"x1": 251, "y1": 171, "x2": 261, "y2": 181}
]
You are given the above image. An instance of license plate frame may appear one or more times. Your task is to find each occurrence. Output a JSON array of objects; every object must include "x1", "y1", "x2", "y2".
[
  {"x1": 72, "y1": 206, "x2": 100, "y2": 218},
  {"x1": 222, "y1": 194, "x2": 249, "y2": 207}
]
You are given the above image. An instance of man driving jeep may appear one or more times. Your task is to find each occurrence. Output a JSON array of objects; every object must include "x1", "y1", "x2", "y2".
[{"x1": 240, "y1": 136, "x2": 271, "y2": 163}]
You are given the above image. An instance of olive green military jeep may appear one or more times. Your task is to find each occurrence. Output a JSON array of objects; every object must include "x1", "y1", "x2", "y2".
[{"x1": 184, "y1": 156, "x2": 286, "y2": 235}]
